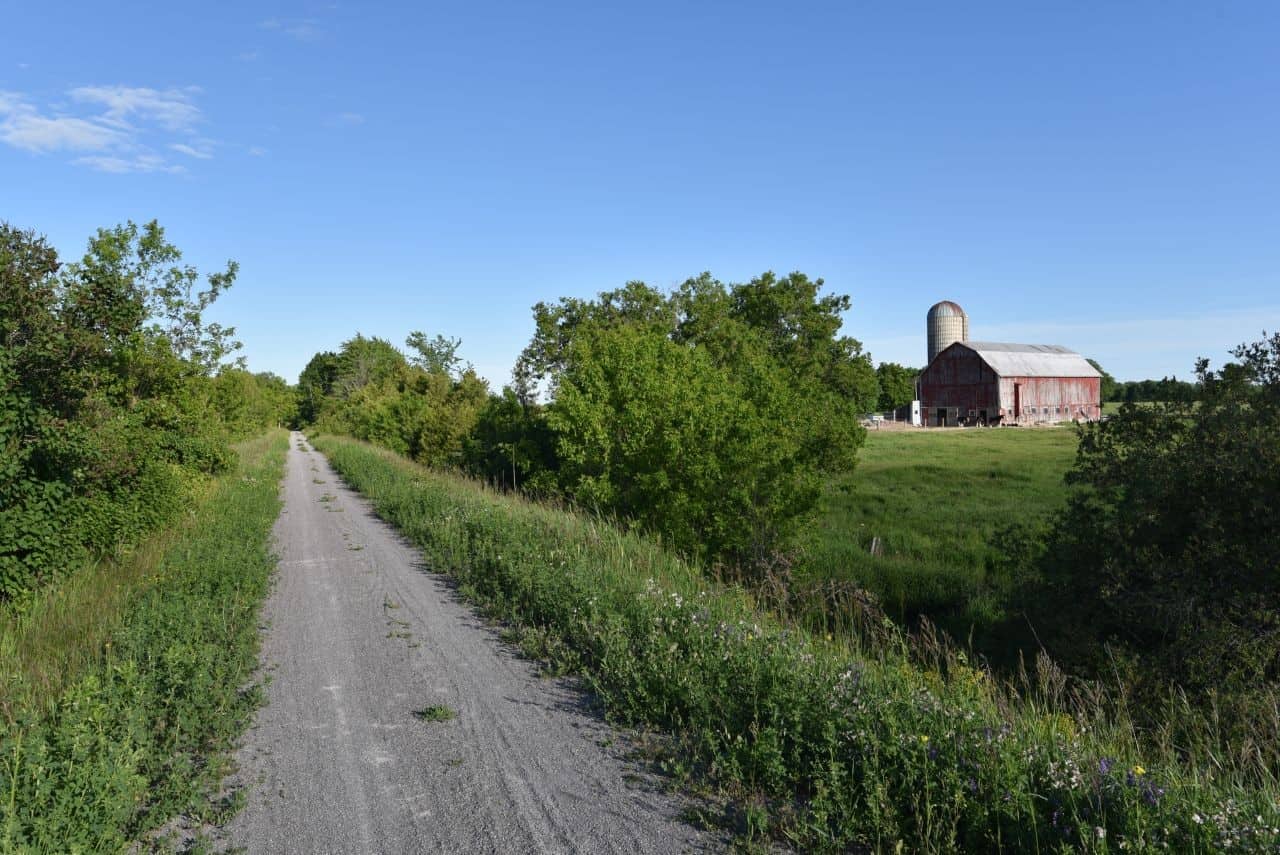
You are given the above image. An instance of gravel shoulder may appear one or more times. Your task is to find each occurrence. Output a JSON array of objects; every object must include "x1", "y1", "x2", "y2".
[{"x1": 220, "y1": 432, "x2": 717, "y2": 854}]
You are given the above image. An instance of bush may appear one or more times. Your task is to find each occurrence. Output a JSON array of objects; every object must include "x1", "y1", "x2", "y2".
[
  {"x1": 548, "y1": 320, "x2": 854, "y2": 567},
  {"x1": 307, "y1": 333, "x2": 490, "y2": 469},
  {"x1": 0, "y1": 221, "x2": 248, "y2": 600},
  {"x1": 1028, "y1": 334, "x2": 1280, "y2": 746},
  {"x1": 509, "y1": 273, "x2": 868, "y2": 569}
]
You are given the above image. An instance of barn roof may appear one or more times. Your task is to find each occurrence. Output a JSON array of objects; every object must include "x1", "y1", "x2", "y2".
[{"x1": 953, "y1": 341, "x2": 1101, "y2": 378}]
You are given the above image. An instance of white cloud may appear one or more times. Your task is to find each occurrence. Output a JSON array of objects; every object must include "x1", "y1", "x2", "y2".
[
  {"x1": 70, "y1": 85, "x2": 202, "y2": 132},
  {"x1": 171, "y1": 142, "x2": 213, "y2": 159},
  {"x1": 0, "y1": 93, "x2": 127, "y2": 152},
  {"x1": 1, "y1": 113, "x2": 126, "y2": 152},
  {"x1": 0, "y1": 86, "x2": 207, "y2": 174},
  {"x1": 247, "y1": 145, "x2": 268, "y2": 156},
  {"x1": 73, "y1": 154, "x2": 186, "y2": 174}
]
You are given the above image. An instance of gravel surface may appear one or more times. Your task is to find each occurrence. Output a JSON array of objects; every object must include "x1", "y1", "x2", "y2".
[{"x1": 220, "y1": 433, "x2": 717, "y2": 854}]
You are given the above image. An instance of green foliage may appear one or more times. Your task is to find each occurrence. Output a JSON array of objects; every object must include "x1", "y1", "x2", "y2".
[
  {"x1": 802, "y1": 429, "x2": 1077, "y2": 642},
  {"x1": 549, "y1": 320, "x2": 858, "y2": 567},
  {"x1": 875, "y1": 362, "x2": 918, "y2": 411},
  {"x1": 413, "y1": 705, "x2": 457, "y2": 723},
  {"x1": 405, "y1": 330, "x2": 465, "y2": 376},
  {"x1": 0, "y1": 431, "x2": 287, "y2": 850},
  {"x1": 208, "y1": 369, "x2": 298, "y2": 438},
  {"x1": 512, "y1": 273, "x2": 868, "y2": 569},
  {"x1": 314, "y1": 434, "x2": 1280, "y2": 853},
  {"x1": 296, "y1": 350, "x2": 339, "y2": 426},
  {"x1": 0, "y1": 221, "x2": 264, "y2": 600},
  {"x1": 1030, "y1": 335, "x2": 1280, "y2": 740},
  {"x1": 1109, "y1": 376, "x2": 1199, "y2": 403},
  {"x1": 307, "y1": 333, "x2": 490, "y2": 469},
  {"x1": 461, "y1": 389, "x2": 558, "y2": 494},
  {"x1": 304, "y1": 271, "x2": 869, "y2": 571}
]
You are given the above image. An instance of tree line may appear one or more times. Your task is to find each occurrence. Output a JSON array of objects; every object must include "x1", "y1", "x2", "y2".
[
  {"x1": 300, "y1": 272, "x2": 877, "y2": 571},
  {"x1": 0, "y1": 221, "x2": 294, "y2": 600}
]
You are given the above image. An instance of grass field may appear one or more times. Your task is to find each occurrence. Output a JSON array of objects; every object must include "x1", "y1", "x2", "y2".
[{"x1": 801, "y1": 426, "x2": 1079, "y2": 636}]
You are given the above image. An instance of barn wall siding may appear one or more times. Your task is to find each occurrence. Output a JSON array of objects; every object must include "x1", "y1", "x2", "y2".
[
  {"x1": 918, "y1": 348, "x2": 999, "y2": 425},
  {"x1": 919, "y1": 344, "x2": 1101, "y2": 426}
]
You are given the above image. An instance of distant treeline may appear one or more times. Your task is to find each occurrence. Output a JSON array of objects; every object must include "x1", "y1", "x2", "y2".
[
  {"x1": 1088, "y1": 359, "x2": 1200, "y2": 403},
  {"x1": 0, "y1": 221, "x2": 295, "y2": 600},
  {"x1": 1108, "y1": 376, "x2": 1200, "y2": 402}
]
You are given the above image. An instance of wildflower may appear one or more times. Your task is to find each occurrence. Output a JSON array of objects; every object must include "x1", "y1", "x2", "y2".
[
  {"x1": 1192, "y1": 813, "x2": 1204, "y2": 825},
  {"x1": 919, "y1": 735, "x2": 930, "y2": 744},
  {"x1": 1133, "y1": 765, "x2": 1145, "y2": 777},
  {"x1": 1095, "y1": 826, "x2": 1106, "y2": 840},
  {"x1": 1098, "y1": 757, "x2": 1114, "y2": 776}
]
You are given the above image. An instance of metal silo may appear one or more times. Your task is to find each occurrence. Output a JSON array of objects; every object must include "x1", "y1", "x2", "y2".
[{"x1": 927, "y1": 300, "x2": 969, "y2": 364}]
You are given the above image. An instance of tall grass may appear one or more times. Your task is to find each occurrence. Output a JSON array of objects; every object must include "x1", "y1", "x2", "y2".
[
  {"x1": 802, "y1": 428, "x2": 1077, "y2": 632},
  {"x1": 313, "y1": 433, "x2": 1280, "y2": 853},
  {"x1": 0, "y1": 430, "x2": 287, "y2": 851}
]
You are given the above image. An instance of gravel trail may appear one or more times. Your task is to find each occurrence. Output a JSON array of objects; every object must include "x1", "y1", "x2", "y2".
[{"x1": 222, "y1": 433, "x2": 715, "y2": 854}]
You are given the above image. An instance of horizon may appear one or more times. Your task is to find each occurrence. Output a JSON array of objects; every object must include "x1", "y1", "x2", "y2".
[{"x1": 5, "y1": 1, "x2": 1277, "y2": 386}]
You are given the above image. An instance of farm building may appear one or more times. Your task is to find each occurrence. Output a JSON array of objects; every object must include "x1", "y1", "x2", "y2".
[{"x1": 916, "y1": 302, "x2": 1101, "y2": 426}]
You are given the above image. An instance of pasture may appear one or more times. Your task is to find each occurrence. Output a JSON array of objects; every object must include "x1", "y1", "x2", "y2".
[{"x1": 801, "y1": 426, "x2": 1079, "y2": 636}]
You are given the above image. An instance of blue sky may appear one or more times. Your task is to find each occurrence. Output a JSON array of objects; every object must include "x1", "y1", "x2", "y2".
[{"x1": 3, "y1": 1, "x2": 1277, "y2": 385}]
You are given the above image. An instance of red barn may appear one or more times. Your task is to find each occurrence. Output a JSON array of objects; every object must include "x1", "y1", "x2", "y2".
[{"x1": 918, "y1": 341, "x2": 1101, "y2": 426}]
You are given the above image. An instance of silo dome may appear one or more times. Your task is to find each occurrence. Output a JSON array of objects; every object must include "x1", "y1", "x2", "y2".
[{"x1": 926, "y1": 300, "x2": 969, "y2": 364}]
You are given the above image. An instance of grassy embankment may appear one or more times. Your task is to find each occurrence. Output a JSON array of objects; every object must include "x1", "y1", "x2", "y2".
[
  {"x1": 312, "y1": 433, "x2": 1279, "y2": 853},
  {"x1": 802, "y1": 427, "x2": 1077, "y2": 636},
  {"x1": 0, "y1": 430, "x2": 287, "y2": 851}
]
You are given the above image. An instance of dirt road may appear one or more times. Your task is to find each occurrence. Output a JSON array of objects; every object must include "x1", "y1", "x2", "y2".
[{"x1": 222, "y1": 433, "x2": 714, "y2": 853}]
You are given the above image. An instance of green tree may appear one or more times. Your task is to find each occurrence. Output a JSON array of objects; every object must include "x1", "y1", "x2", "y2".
[
  {"x1": 332, "y1": 334, "x2": 407, "y2": 398},
  {"x1": 406, "y1": 330, "x2": 466, "y2": 377},
  {"x1": 209, "y1": 369, "x2": 297, "y2": 437},
  {"x1": 0, "y1": 221, "x2": 239, "y2": 598},
  {"x1": 513, "y1": 272, "x2": 867, "y2": 569},
  {"x1": 548, "y1": 321, "x2": 856, "y2": 568},
  {"x1": 305, "y1": 334, "x2": 489, "y2": 468},
  {"x1": 875, "y1": 362, "x2": 917, "y2": 411},
  {"x1": 1031, "y1": 334, "x2": 1280, "y2": 732},
  {"x1": 296, "y1": 351, "x2": 339, "y2": 425},
  {"x1": 462, "y1": 390, "x2": 558, "y2": 493}
]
